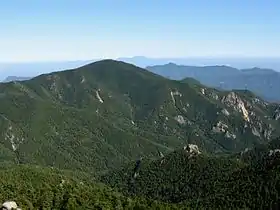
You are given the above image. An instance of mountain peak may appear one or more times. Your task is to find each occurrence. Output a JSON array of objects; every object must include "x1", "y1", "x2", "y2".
[
  {"x1": 84, "y1": 59, "x2": 121, "y2": 66},
  {"x1": 82, "y1": 59, "x2": 140, "y2": 69}
]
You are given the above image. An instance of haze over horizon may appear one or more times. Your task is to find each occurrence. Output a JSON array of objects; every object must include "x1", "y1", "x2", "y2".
[{"x1": 1, "y1": 0, "x2": 280, "y2": 62}]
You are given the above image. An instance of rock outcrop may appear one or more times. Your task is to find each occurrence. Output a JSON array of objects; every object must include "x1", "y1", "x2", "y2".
[
  {"x1": 222, "y1": 92, "x2": 250, "y2": 122},
  {"x1": 184, "y1": 144, "x2": 201, "y2": 157},
  {"x1": 1, "y1": 201, "x2": 21, "y2": 210}
]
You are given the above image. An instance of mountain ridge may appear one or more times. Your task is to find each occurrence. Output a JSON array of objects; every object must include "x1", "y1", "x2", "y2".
[
  {"x1": 147, "y1": 63, "x2": 280, "y2": 102},
  {"x1": 0, "y1": 59, "x2": 279, "y2": 174}
]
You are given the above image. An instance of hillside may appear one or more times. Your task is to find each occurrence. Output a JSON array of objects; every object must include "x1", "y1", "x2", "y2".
[
  {"x1": 0, "y1": 59, "x2": 279, "y2": 174},
  {"x1": 101, "y1": 138, "x2": 280, "y2": 209},
  {"x1": 146, "y1": 63, "x2": 280, "y2": 102},
  {"x1": 0, "y1": 163, "x2": 177, "y2": 209}
]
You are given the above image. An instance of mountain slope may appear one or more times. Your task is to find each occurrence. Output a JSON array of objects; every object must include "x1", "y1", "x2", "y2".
[
  {"x1": 0, "y1": 163, "x2": 177, "y2": 209},
  {"x1": 0, "y1": 59, "x2": 279, "y2": 174},
  {"x1": 101, "y1": 138, "x2": 280, "y2": 209},
  {"x1": 146, "y1": 63, "x2": 280, "y2": 102}
]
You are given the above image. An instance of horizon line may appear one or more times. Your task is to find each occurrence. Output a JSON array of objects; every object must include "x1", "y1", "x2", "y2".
[{"x1": 1, "y1": 56, "x2": 280, "y2": 64}]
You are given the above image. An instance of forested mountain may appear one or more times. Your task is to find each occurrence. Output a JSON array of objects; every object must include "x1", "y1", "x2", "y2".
[
  {"x1": 0, "y1": 60, "x2": 280, "y2": 209},
  {"x1": 101, "y1": 137, "x2": 280, "y2": 209},
  {"x1": 0, "y1": 60, "x2": 280, "y2": 173},
  {"x1": 0, "y1": 163, "x2": 177, "y2": 209},
  {"x1": 146, "y1": 63, "x2": 280, "y2": 102}
]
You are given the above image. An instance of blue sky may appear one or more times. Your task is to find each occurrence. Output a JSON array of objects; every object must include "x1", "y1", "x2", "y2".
[{"x1": 1, "y1": 0, "x2": 280, "y2": 62}]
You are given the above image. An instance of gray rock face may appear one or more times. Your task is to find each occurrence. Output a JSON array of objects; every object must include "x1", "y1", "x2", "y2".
[
  {"x1": 274, "y1": 109, "x2": 280, "y2": 120},
  {"x1": 222, "y1": 92, "x2": 250, "y2": 122}
]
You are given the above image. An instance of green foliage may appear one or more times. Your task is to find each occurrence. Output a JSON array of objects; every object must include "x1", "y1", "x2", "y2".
[
  {"x1": 101, "y1": 141, "x2": 280, "y2": 209},
  {"x1": 0, "y1": 164, "x2": 178, "y2": 209}
]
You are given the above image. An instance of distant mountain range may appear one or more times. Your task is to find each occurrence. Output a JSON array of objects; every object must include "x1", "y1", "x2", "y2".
[
  {"x1": 147, "y1": 63, "x2": 280, "y2": 102},
  {"x1": 118, "y1": 56, "x2": 280, "y2": 70},
  {"x1": 1, "y1": 56, "x2": 280, "y2": 79},
  {"x1": 2, "y1": 76, "x2": 32, "y2": 83}
]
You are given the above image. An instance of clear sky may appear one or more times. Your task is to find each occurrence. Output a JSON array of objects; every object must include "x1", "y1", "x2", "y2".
[{"x1": 1, "y1": 0, "x2": 280, "y2": 62}]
